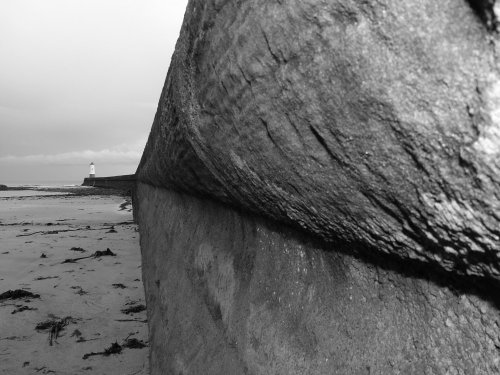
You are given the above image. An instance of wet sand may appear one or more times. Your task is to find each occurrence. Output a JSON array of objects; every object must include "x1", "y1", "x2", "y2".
[{"x1": 0, "y1": 190, "x2": 148, "y2": 375}]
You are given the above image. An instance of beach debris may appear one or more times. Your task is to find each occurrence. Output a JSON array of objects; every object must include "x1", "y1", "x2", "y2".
[
  {"x1": 121, "y1": 304, "x2": 146, "y2": 315},
  {"x1": 112, "y1": 283, "x2": 127, "y2": 289},
  {"x1": 2, "y1": 251, "x2": 9, "y2": 254},
  {"x1": 16, "y1": 231, "x2": 45, "y2": 237},
  {"x1": 62, "y1": 247, "x2": 116, "y2": 264},
  {"x1": 94, "y1": 248, "x2": 116, "y2": 257},
  {"x1": 62, "y1": 248, "x2": 116, "y2": 264},
  {"x1": 40, "y1": 253, "x2": 47, "y2": 258},
  {"x1": 23, "y1": 361, "x2": 30, "y2": 367},
  {"x1": 104, "y1": 341, "x2": 123, "y2": 354},
  {"x1": 82, "y1": 336, "x2": 147, "y2": 360},
  {"x1": 34, "y1": 276, "x2": 58, "y2": 281},
  {"x1": 117, "y1": 221, "x2": 134, "y2": 225},
  {"x1": 106, "y1": 226, "x2": 117, "y2": 233},
  {"x1": 62, "y1": 258, "x2": 81, "y2": 264},
  {"x1": 82, "y1": 341, "x2": 122, "y2": 360},
  {"x1": 0, "y1": 289, "x2": 40, "y2": 301},
  {"x1": 70, "y1": 247, "x2": 86, "y2": 252},
  {"x1": 12, "y1": 305, "x2": 38, "y2": 314},
  {"x1": 119, "y1": 200, "x2": 132, "y2": 211},
  {"x1": 123, "y1": 338, "x2": 147, "y2": 349},
  {"x1": 35, "y1": 316, "x2": 76, "y2": 346},
  {"x1": 17, "y1": 227, "x2": 93, "y2": 238}
]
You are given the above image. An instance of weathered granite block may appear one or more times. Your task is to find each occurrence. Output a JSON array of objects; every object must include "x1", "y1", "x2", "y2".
[
  {"x1": 138, "y1": 183, "x2": 500, "y2": 375},
  {"x1": 136, "y1": 0, "x2": 500, "y2": 373},
  {"x1": 138, "y1": 0, "x2": 500, "y2": 281}
]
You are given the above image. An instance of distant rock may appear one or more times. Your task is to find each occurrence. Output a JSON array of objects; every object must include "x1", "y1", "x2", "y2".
[{"x1": 0, "y1": 185, "x2": 7, "y2": 191}]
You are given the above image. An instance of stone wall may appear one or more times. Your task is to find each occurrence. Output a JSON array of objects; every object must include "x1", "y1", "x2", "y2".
[
  {"x1": 138, "y1": 0, "x2": 500, "y2": 282},
  {"x1": 138, "y1": 183, "x2": 500, "y2": 374},
  {"x1": 82, "y1": 174, "x2": 136, "y2": 192},
  {"x1": 136, "y1": 0, "x2": 500, "y2": 373}
]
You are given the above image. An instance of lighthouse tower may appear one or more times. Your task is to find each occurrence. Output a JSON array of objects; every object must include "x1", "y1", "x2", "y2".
[{"x1": 89, "y1": 162, "x2": 96, "y2": 178}]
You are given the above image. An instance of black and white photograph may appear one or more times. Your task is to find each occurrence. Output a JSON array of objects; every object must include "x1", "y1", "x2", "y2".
[{"x1": 1, "y1": 1, "x2": 500, "y2": 374}]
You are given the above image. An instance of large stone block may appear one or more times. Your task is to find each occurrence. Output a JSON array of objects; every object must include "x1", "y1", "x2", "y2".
[
  {"x1": 138, "y1": 0, "x2": 500, "y2": 281},
  {"x1": 138, "y1": 183, "x2": 500, "y2": 375},
  {"x1": 136, "y1": 0, "x2": 500, "y2": 373}
]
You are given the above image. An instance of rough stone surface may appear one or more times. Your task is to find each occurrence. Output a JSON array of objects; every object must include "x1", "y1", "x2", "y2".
[
  {"x1": 138, "y1": 0, "x2": 500, "y2": 282},
  {"x1": 138, "y1": 183, "x2": 500, "y2": 375},
  {"x1": 136, "y1": 0, "x2": 500, "y2": 373}
]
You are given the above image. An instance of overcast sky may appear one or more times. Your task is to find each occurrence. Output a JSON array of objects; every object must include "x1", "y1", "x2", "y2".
[{"x1": 0, "y1": 0, "x2": 188, "y2": 184}]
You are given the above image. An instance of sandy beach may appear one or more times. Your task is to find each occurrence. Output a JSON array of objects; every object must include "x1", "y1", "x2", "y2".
[{"x1": 0, "y1": 187, "x2": 148, "y2": 375}]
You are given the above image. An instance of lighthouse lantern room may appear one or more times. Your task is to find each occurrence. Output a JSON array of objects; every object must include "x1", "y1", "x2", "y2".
[{"x1": 89, "y1": 162, "x2": 96, "y2": 178}]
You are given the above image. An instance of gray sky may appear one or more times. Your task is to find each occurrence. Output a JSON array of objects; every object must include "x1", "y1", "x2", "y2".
[{"x1": 0, "y1": 0, "x2": 188, "y2": 183}]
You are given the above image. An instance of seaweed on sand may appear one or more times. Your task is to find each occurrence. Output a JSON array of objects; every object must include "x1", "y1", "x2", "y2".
[
  {"x1": 35, "y1": 316, "x2": 76, "y2": 346},
  {"x1": 93, "y1": 248, "x2": 116, "y2": 257},
  {"x1": 121, "y1": 304, "x2": 146, "y2": 315},
  {"x1": 62, "y1": 248, "x2": 116, "y2": 264},
  {"x1": 0, "y1": 289, "x2": 40, "y2": 301},
  {"x1": 82, "y1": 338, "x2": 147, "y2": 359},
  {"x1": 123, "y1": 338, "x2": 147, "y2": 349},
  {"x1": 12, "y1": 306, "x2": 37, "y2": 314},
  {"x1": 70, "y1": 247, "x2": 86, "y2": 252},
  {"x1": 82, "y1": 341, "x2": 122, "y2": 360},
  {"x1": 34, "y1": 276, "x2": 58, "y2": 281}
]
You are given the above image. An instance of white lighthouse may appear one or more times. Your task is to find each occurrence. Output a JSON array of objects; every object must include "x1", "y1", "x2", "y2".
[{"x1": 89, "y1": 162, "x2": 96, "y2": 178}]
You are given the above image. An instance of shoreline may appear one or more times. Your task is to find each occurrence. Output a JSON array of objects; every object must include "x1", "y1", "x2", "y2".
[{"x1": 1, "y1": 184, "x2": 131, "y2": 196}]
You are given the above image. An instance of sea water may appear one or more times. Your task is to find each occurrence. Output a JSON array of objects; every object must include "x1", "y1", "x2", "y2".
[{"x1": 0, "y1": 180, "x2": 83, "y2": 198}]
